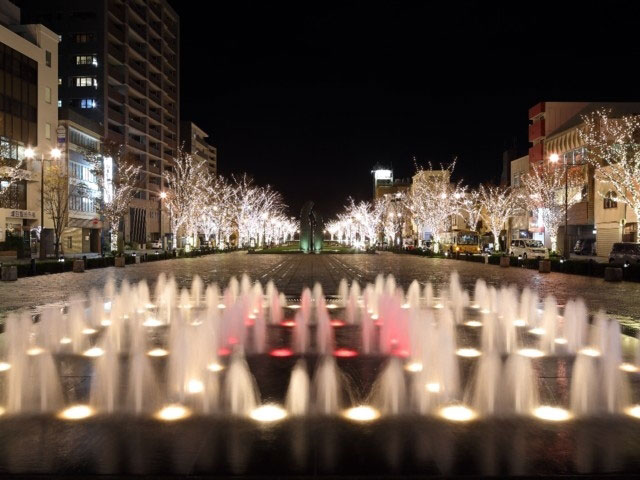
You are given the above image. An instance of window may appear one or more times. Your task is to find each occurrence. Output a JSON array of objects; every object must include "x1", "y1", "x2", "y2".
[
  {"x1": 45, "y1": 86, "x2": 51, "y2": 103},
  {"x1": 73, "y1": 33, "x2": 94, "y2": 44},
  {"x1": 80, "y1": 98, "x2": 97, "y2": 109},
  {"x1": 45, "y1": 50, "x2": 51, "y2": 67},
  {"x1": 75, "y1": 55, "x2": 98, "y2": 66},
  {"x1": 67, "y1": 236, "x2": 73, "y2": 249},
  {"x1": 73, "y1": 76, "x2": 98, "y2": 88},
  {"x1": 604, "y1": 191, "x2": 618, "y2": 209},
  {"x1": 45, "y1": 123, "x2": 51, "y2": 139},
  {"x1": 58, "y1": 100, "x2": 62, "y2": 107}
]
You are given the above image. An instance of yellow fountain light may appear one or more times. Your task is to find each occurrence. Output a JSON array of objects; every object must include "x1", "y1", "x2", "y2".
[
  {"x1": 405, "y1": 362, "x2": 423, "y2": 373},
  {"x1": 533, "y1": 406, "x2": 571, "y2": 422},
  {"x1": 433, "y1": 303, "x2": 444, "y2": 309},
  {"x1": 0, "y1": 406, "x2": 5, "y2": 416},
  {"x1": 148, "y1": 348, "x2": 169, "y2": 357},
  {"x1": 517, "y1": 348, "x2": 545, "y2": 358},
  {"x1": 59, "y1": 404, "x2": 94, "y2": 420},
  {"x1": 578, "y1": 348, "x2": 601, "y2": 357},
  {"x1": 100, "y1": 319, "x2": 112, "y2": 327},
  {"x1": 513, "y1": 319, "x2": 526, "y2": 327},
  {"x1": 0, "y1": 362, "x2": 10, "y2": 371},
  {"x1": 620, "y1": 363, "x2": 639, "y2": 373},
  {"x1": 456, "y1": 348, "x2": 481, "y2": 358},
  {"x1": 82, "y1": 328, "x2": 97, "y2": 335},
  {"x1": 470, "y1": 303, "x2": 480, "y2": 309},
  {"x1": 343, "y1": 405, "x2": 380, "y2": 422},
  {"x1": 26, "y1": 347, "x2": 44, "y2": 356},
  {"x1": 426, "y1": 382, "x2": 441, "y2": 393},
  {"x1": 439, "y1": 405, "x2": 476, "y2": 422},
  {"x1": 465, "y1": 320, "x2": 482, "y2": 328},
  {"x1": 156, "y1": 404, "x2": 191, "y2": 421},
  {"x1": 207, "y1": 362, "x2": 224, "y2": 372},
  {"x1": 83, "y1": 347, "x2": 104, "y2": 357},
  {"x1": 528, "y1": 327, "x2": 545, "y2": 335},
  {"x1": 60, "y1": 337, "x2": 72, "y2": 345},
  {"x1": 250, "y1": 404, "x2": 288, "y2": 422},
  {"x1": 143, "y1": 318, "x2": 163, "y2": 327},
  {"x1": 187, "y1": 379, "x2": 204, "y2": 394},
  {"x1": 625, "y1": 405, "x2": 640, "y2": 418}
]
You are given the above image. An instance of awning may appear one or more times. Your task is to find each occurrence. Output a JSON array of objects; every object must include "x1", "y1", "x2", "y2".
[{"x1": 68, "y1": 217, "x2": 103, "y2": 229}]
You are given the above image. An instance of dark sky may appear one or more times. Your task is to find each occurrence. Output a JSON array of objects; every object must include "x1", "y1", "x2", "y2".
[{"x1": 170, "y1": 1, "x2": 640, "y2": 217}]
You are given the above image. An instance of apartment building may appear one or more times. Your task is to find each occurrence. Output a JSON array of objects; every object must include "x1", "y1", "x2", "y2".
[
  {"x1": 21, "y1": 0, "x2": 179, "y2": 247},
  {"x1": 181, "y1": 121, "x2": 217, "y2": 176}
]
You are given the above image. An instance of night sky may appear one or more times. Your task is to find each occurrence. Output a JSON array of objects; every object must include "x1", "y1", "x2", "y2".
[{"x1": 171, "y1": 1, "x2": 640, "y2": 217}]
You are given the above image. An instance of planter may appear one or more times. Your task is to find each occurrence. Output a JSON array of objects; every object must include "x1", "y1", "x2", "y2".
[
  {"x1": 115, "y1": 257, "x2": 126, "y2": 268},
  {"x1": 499, "y1": 256, "x2": 510, "y2": 268},
  {"x1": 605, "y1": 267, "x2": 623, "y2": 282},
  {"x1": 1, "y1": 266, "x2": 17, "y2": 281},
  {"x1": 538, "y1": 259, "x2": 551, "y2": 273},
  {"x1": 72, "y1": 259, "x2": 85, "y2": 273}
]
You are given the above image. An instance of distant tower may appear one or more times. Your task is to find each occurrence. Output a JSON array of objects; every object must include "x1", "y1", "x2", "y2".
[{"x1": 371, "y1": 164, "x2": 393, "y2": 199}]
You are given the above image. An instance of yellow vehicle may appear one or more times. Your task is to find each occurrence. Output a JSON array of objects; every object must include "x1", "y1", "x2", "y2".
[{"x1": 441, "y1": 230, "x2": 481, "y2": 254}]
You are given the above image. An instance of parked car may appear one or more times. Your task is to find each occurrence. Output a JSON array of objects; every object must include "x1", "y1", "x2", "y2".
[
  {"x1": 149, "y1": 240, "x2": 163, "y2": 249},
  {"x1": 574, "y1": 238, "x2": 596, "y2": 256},
  {"x1": 609, "y1": 242, "x2": 640, "y2": 264},
  {"x1": 509, "y1": 239, "x2": 549, "y2": 259}
]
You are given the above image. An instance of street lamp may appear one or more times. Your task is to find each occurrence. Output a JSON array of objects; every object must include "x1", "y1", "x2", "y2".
[
  {"x1": 159, "y1": 191, "x2": 167, "y2": 250},
  {"x1": 25, "y1": 147, "x2": 62, "y2": 259}
]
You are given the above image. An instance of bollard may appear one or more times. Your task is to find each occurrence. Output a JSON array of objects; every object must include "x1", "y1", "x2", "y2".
[
  {"x1": 30, "y1": 258, "x2": 36, "y2": 275},
  {"x1": 538, "y1": 259, "x2": 551, "y2": 273},
  {"x1": 115, "y1": 256, "x2": 126, "y2": 268},
  {"x1": 604, "y1": 267, "x2": 623, "y2": 282},
  {"x1": 499, "y1": 256, "x2": 510, "y2": 268},
  {"x1": 1, "y1": 266, "x2": 17, "y2": 281},
  {"x1": 72, "y1": 259, "x2": 85, "y2": 273},
  {"x1": 134, "y1": 255, "x2": 141, "y2": 264},
  {"x1": 484, "y1": 254, "x2": 489, "y2": 264}
]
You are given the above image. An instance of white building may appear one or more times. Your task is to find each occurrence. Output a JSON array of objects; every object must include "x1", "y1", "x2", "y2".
[{"x1": 0, "y1": 1, "x2": 59, "y2": 252}]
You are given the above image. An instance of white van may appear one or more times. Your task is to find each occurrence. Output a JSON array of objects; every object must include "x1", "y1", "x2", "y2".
[{"x1": 509, "y1": 239, "x2": 549, "y2": 259}]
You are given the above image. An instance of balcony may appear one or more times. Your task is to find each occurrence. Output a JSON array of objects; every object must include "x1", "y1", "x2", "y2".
[
  {"x1": 149, "y1": 1, "x2": 162, "y2": 19},
  {"x1": 129, "y1": 77, "x2": 146, "y2": 96},
  {"x1": 149, "y1": 146, "x2": 161, "y2": 159},
  {"x1": 128, "y1": 96, "x2": 146, "y2": 113},
  {"x1": 108, "y1": 42, "x2": 125, "y2": 63},
  {"x1": 149, "y1": 108, "x2": 161, "y2": 123},
  {"x1": 127, "y1": 135, "x2": 145, "y2": 150},
  {"x1": 130, "y1": 22, "x2": 147, "y2": 40},
  {"x1": 108, "y1": 107, "x2": 124, "y2": 124},
  {"x1": 108, "y1": 0, "x2": 125, "y2": 20},
  {"x1": 108, "y1": 86, "x2": 125, "y2": 104},
  {"x1": 149, "y1": 37, "x2": 162, "y2": 55},
  {"x1": 149, "y1": 90, "x2": 161, "y2": 106},
  {"x1": 108, "y1": 65, "x2": 125, "y2": 84},
  {"x1": 528, "y1": 142, "x2": 544, "y2": 164},
  {"x1": 165, "y1": 137, "x2": 176, "y2": 149},
  {"x1": 108, "y1": 19, "x2": 125, "y2": 43},
  {"x1": 149, "y1": 126, "x2": 162, "y2": 141},
  {"x1": 529, "y1": 118, "x2": 545, "y2": 142},
  {"x1": 129, "y1": 116, "x2": 146, "y2": 132},
  {"x1": 128, "y1": 41, "x2": 147, "y2": 59},
  {"x1": 129, "y1": 2, "x2": 147, "y2": 21},
  {"x1": 529, "y1": 102, "x2": 545, "y2": 120},
  {"x1": 129, "y1": 59, "x2": 146, "y2": 77},
  {"x1": 107, "y1": 124, "x2": 124, "y2": 144},
  {"x1": 149, "y1": 73, "x2": 162, "y2": 88}
]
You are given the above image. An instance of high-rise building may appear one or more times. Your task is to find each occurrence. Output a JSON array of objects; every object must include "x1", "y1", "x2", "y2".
[
  {"x1": 181, "y1": 121, "x2": 217, "y2": 176},
  {"x1": 20, "y1": 0, "x2": 179, "y2": 247},
  {"x1": 0, "y1": 0, "x2": 59, "y2": 255}
]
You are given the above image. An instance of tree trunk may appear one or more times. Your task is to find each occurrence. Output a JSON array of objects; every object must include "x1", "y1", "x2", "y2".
[{"x1": 492, "y1": 229, "x2": 501, "y2": 252}]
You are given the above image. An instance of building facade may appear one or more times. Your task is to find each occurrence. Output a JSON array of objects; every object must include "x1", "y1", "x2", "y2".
[
  {"x1": 0, "y1": 1, "x2": 58, "y2": 254},
  {"x1": 21, "y1": 0, "x2": 179, "y2": 247},
  {"x1": 180, "y1": 121, "x2": 217, "y2": 176}
]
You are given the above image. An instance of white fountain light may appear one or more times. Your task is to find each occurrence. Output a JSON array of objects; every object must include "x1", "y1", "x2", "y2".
[
  {"x1": 187, "y1": 379, "x2": 204, "y2": 394},
  {"x1": 405, "y1": 362, "x2": 423, "y2": 373},
  {"x1": 59, "y1": 404, "x2": 94, "y2": 420},
  {"x1": 554, "y1": 338, "x2": 568, "y2": 345},
  {"x1": 82, "y1": 328, "x2": 97, "y2": 335},
  {"x1": 287, "y1": 305, "x2": 301, "y2": 310},
  {"x1": 100, "y1": 319, "x2": 112, "y2": 327},
  {"x1": 143, "y1": 318, "x2": 163, "y2": 327},
  {"x1": 0, "y1": 362, "x2": 10, "y2": 371},
  {"x1": 470, "y1": 303, "x2": 480, "y2": 309},
  {"x1": 217, "y1": 303, "x2": 226, "y2": 309},
  {"x1": 103, "y1": 301, "x2": 112, "y2": 311},
  {"x1": 578, "y1": 348, "x2": 600, "y2": 357},
  {"x1": 207, "y1": 362, "x2": 224, "y2": 372},
  {"x1": 326, "y1": 303, "x2": 339, "y2": 310},
  {"x1": 401, "y1": 303, "x2": 411, "y2": 309},
  {"x1": 529, "y1": 327, "x2": 545, "y2": 335},
  {"x1": 513, "y1": 319, "x2": 526, "y2": 327},
  {"x1": 464, "y1": 320, "x2": 482, "y2": 328},
  {"x1": 148, "y1": 348, "x2": 169, "y2": 357},
  {"x1": 480, "y1": 308, "x2": 491, "y2": 314},
  {"x1": 517, "y1": 348, "x2": 545, "y2": 358},
  {"x1": 433, "y1": 303, "x2": 444, "y2": 309},
  {"x1": 456, "y1": 348, "x2": 481, "y2": 357},
  {"x1": 156, "y1": 404, "x2": 191, "y2": 421},
  {"x1": 625, "y1": 405, "x2": 640, "y2": 418},
  {"x1": 83, "y1": 347, "x2": 104, "y2": 357},
  {"x1": 247, "y1": 313, "x2": 257, "y2": 320},
  {"x1": 533, "y1": 406, "x2": 571, "y2": 422},
  {"x1": 145, "y1": 303, "x2": 156, "y2": 309},
  {"x1": 250, "y1": 404, "x2": 287, "y2": 422},
  {"x1": 26, "y1": 347, "x2": 44, "y2": 356},
  {"x1": 620, "y1": 363, "x2": 639, "y2": 373},
  {"x1": 370, "y1": 314, "x2": 379, "y2": 320},
  {"x1": 426, "y1": 382, "x2": 441, "y2": 393},
  {"x1": 343, "y1": 405, "x2": 380, "y2": 422},
  {"x1": 439, "y1": 405, "x2": 476, "y2": 422},
  {"x1": 60, "y1": 337, "x2": 72, "y2": 345}
]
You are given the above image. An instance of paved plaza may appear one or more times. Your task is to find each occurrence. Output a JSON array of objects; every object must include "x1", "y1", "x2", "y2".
[{"x1": 1, "y1": 251, "x2": 639, "y2": 327}]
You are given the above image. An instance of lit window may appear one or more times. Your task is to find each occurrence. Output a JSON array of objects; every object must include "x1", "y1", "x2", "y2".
[
  {"x1": 45, "y1": 86, "x2": 51, "y2": 103},
  {"x1": 73, "y1": 33, "x2": 94, "y2": 44},
  {"x1": 80, "y1": 99, "x2": 97, "y2": 109},
  {"x1": 74, "y1": 77, "x2": 98, "y2": 88},
  {"x1": 45, "y1": 123, "x2": 51, "y2": 139},
  {"x1": 75, "y1": 55, "x2": 98, "y2": 66},
  {"x1": 604, "y1": 191, "x2": 618, "y2": 209},
  {"x1": 58, "y1": 78, "x2": 62, "y2": 85},
  {"x1": 58, "y1": 100, "x2": 62, "y2": 107}
]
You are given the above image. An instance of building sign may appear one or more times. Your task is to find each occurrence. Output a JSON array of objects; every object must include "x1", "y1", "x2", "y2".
[
  {"x1": 9, "y1": 210, "x2": 36, "y2": 219},
  {"x1": 103, "y1": 155, "x2": 113, "y2": 203},
  {"x1": 373, "y1": 169, "x2": 392, "y2": 181},
  {"x1": 57, "y1": 125, "x2": 66, "y2": 145}
]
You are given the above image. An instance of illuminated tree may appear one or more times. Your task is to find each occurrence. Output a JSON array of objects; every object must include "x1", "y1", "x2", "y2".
[
  {"x1": 478, "y1": 185, "x2": 519, "y2": 253},
  {"x1": 42, "y1": 163, "x2": 75, "y2": 258},
  {"x1": 522, "y1": 161, "x2": 580, "y2": 252},
  {"x1": 0, "y1": 146, "x2": 30, "y2": 210},
  {"x1": 580, "y1": 109, "x2": 640, "y2": 223},
  {"x1": 377, "y1": 193, "x2": 407, "y2": 247},
  {"x1": 460, "y1": 188, "x2": 483, "y2": 232}
]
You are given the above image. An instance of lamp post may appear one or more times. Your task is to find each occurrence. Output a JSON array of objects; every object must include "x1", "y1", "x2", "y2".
[
  {"x1": 159, "y1": 191, "x2": 166, "y2": 250},
  {"x1": 25, "y1": 147, "x2": 61, "y2": 259},
  {"x1": 549, "y1": 152, "x2": 588, "y2": 258}
]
